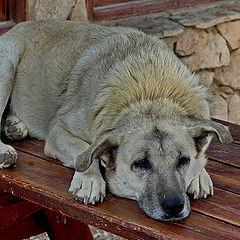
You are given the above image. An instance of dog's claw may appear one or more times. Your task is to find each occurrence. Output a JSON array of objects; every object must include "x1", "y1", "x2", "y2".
[
  {"x1": 193, "y1": 190, "x2": 198, "y2": 199},
  {"x1": 210, "y1": 186, "x2": 214, "y2": 196},
  {"x1": 72, "y1": 188, "x2": 77, "y2": 195},
  {"x1": 204, "y1": 192, "x2": 207, "y2": 198},
  {"x1": 100, "y1": 193, "x2": 104, "y2": 202},
  {"x1": 84, "y1": 196, "x2": 88, "y2": 205}
]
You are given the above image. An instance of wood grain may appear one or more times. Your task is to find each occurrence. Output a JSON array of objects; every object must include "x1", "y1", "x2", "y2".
[
  {"x1": 0, "y1": 0, "x2": 8, "y2": 21},
  {"x1": 8, "y1": 0, "x2": 25, "y2": 23},
  {"x1": 0, "y1": 149, "x2": 239, "y2": 239},
  {"x1": 208, "y1": 141, "x2": 240, "y2": 168},
  {"x1": 0, "y1": 200, "x2": 40, "y2": 230},
  {"x1": 196, "y1": 160, "x2": 240, "y2": 197},
  {"x1": 0, "y1": 212, "x2": 45, "y2": 240},
  {"x1": 92, "y1": 0, "x2": 223, "y2": 21},
  {"x1": 43, "y1": 209, "x2": 94, "y2": 240}
]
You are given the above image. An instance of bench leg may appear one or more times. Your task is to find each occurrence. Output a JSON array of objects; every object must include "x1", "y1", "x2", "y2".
[
  {"x1": 0, "y1": 190, "x2": 45, "y2": 240},
  {"x1": 42, "y1": 209, "x2": 93, "y2": 240}
]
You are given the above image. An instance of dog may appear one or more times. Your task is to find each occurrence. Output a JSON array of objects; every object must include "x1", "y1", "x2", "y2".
[{"x1": 0, "y1": 19, "x2": 232, "y2": 221}]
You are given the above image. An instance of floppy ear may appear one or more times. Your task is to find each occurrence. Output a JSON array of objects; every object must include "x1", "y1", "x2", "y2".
[
  {"x1": 188, "y1": 120, "x2": 232, "y2": 155},
  {"x1": 75, "y1": 135, "x2": 120, "y2": 172}
]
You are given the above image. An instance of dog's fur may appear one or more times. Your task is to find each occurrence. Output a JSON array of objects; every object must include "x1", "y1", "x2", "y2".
[{"x1": 0, "y1": 20, "x2": 232, "y2": 221}]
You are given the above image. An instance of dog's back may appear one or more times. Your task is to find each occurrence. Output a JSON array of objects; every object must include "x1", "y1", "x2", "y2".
[{"x1": 4, "y1": 20, "x2": 107, "y2": 137}]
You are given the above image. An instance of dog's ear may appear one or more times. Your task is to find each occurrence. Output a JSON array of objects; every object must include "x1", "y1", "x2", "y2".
[
  {"x1": 188, "y1": 120, "x2": 232, "y2": 155},
  {"x1": 75, "y1": 135, "x2": 120, "y2": 172}
]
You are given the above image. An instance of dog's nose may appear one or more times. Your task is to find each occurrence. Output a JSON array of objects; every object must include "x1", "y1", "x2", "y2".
[{"x1": 162, "y1": 195, "x2": 184, "y2": 215}]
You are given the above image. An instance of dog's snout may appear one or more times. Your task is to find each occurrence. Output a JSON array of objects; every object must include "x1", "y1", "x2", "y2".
[{"x1": 162, "y1": 195, "x2": 184, "y2": 215}]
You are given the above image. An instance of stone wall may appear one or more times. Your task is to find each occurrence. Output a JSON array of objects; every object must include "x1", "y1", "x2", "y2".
[
  {"x1": 25, "y1": 0, "x2": 88, "y2": 21},
  {"x1": 25, "y1": 0, "x2": 240, "y2": 124}
]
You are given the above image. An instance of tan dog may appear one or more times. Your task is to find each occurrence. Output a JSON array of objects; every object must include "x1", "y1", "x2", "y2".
[{"x1": 0, "y1": 20, "x2": 232, "y2": 221}]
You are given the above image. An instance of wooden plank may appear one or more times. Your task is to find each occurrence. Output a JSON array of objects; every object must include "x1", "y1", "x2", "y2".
[
  {"x1": 0, "y1": 200, "x2": 41, "y2": 230},
  {"x1": 4, "y1": 138, "x2": 240, "y2": 210},
  {"x1": 94, "y1": 0, "x2": 177, "y2": 21},
  {"x1": 93, "y1": 0, "x2": 223, "y2": 21},
  {"x1": 0, "y1": 189, "x2": 22, "y2": 207},
  {"x1": 6, "y1": 138, "x2": 240, "y2": 170},
  {"x1": 206, "y1": 161, "x2": 240, "y2": 195},
  {"x1": 94, "y1": 0, "x2": 136, "y2": 7},
  {"x1": 6, "y1": 139, "x2": 240, "y2": 194},
  {"x1": 0, "y1": 211, "x2": 45, "y2": 240},
  {"x1": 0, "y1": 151, "x2": 239, "y2": 239},
  {"x1": 43, "y1": 209, "x2": 93, "y2": 240},
  {"x1": 0, "y1": 0, "x2": 8, "y2": 21},
  {"x1": 8, "y1": 0, "x2": 25, "y2": 23},
  {"x1": 86, "y1": 0, "x2": 94, "y2": 22},
  {"x1": 191, "y1": 188, "x2": 240, "y2": 227},
  {"x1": 207, "y1": 141, "x2": 240, "y2": 168}
]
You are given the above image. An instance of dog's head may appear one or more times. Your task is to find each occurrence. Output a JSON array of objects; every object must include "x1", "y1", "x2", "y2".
[{"x1": 75, "y1": 118, "x2": 232, "y2": 221}]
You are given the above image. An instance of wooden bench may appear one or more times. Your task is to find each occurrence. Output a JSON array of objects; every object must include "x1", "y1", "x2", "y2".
[{"x1": 0, "y1": 119, "x2": 239, "y2": 240}]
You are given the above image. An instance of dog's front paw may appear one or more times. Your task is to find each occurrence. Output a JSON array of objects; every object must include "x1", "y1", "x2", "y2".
[
  {"x1": 187, "y1": 168, "x2": 213, "y2": 199},
  {"x1": 69, "y1": 171, "x2": 106, "y2": 205},
  {"x1": 0, "y1": 144, "x2": 17, "y2": 168}
]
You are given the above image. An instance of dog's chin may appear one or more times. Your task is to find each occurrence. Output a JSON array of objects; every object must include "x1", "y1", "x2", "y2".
[
  {"x1": 141, "y1": 207, "x2": 190, "y2": 222},
  {"x1": 159, "y1": 209, "x2": 191, "y2": 221}
]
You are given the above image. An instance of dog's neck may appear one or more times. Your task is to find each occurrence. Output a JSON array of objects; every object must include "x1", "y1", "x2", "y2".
[{"x1": 91, "y1": 50, "x2": 210, "y2": 136}]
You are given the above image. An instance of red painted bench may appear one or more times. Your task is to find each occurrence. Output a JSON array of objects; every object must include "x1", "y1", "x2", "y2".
[{"x1": 0, "y1": 119, "x2": 240, "y2": 239}]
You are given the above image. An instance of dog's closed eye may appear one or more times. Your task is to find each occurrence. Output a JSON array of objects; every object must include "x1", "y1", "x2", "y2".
[{"x1": 132, "y1": 151, "x2": 151, "y2": 170}]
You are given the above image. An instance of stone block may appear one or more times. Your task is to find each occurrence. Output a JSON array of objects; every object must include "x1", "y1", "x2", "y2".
[
  {"x1": 170, "y1": 1, "x2": 240, "y2": 29},
  {"x1": 210, "y1": 94, "x2": 228, "y2": 121},
  {"x1": 198, "y1": 70, "x2": 214, "y2": 87},
  {"x1": 214, "y1": 48, "x2": 240, "y2": 90},
  {"x1": 163, "y1": 37, "x2": 177, "y2": 50},
  {"x1": 26, "y1": 0, "x2": 36, "y2": 20},
  {"x1": 228, "y1": 93, "x2": 240, "y2": 124},
  {"x1": 27, "y1": 0, "x2": 76, "y2": 20},
  {"x1": 103, "y1": 15, "x2": 183, "y2": 38},
  {"x1": 176, "y1": 28, "x2": 230, "y2": 71},
  {"x1": 219, "y1": 86, "x2": 234, "y2": 99},
  {"x1": 217, "y1": 20, "x2": 240, "y2": 50},
  {"x1": 69, "y1": 0, "x2": 88, "y2": 21}
]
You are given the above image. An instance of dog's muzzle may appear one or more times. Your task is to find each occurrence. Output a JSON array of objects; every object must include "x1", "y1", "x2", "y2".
[{"x1": 138, "y1": 193, "x2": 190, "y2": 221}]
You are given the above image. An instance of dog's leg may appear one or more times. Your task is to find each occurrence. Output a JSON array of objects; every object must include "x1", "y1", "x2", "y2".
[
  {"x1": 0, "y1": 34, "x2": 24, "y2": 168},
  {"x1": 45, "y1": 119, "x2": 106, "y2": 204},
  {"x1": 3, "y1": 114, "x2": 28, "y2": 141},
  {"x1": 187, "y1": 168, "x2": 213, "y2": 199}
]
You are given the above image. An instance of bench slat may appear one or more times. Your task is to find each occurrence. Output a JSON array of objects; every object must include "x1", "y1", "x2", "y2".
[
  {"x1": 0, "y1": 199, "x2": 41, "y2": 230},
  {"x1": 0, "y1": 150, "x2": 239, "y2": 239},
  {"x1": 191, "y1": 188, "x2": 240, "y2": 227},
  {"x1": 207, "y1": 161, "x2": 240, "y2": 193},
  {"x1": 5, "y1": 139, "x2": 240, "y2": 195},
  {"x1": 208, "y1": 141, "x2": 240, "y2": 168}
]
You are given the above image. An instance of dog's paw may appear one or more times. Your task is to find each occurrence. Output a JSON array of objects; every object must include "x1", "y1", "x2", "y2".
[
  {"x1": 69, "y1": 171, "x2": 106, "y2": 205},
  {"x1": 0, "y1": 144, "x2": 17, "y2": 168},
  {"x1": 3, "y1": 115, "x2": 28, "y2": 141},
  {"x1": 187, "y1": 168, "x2": 213, "y2": 199}
]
